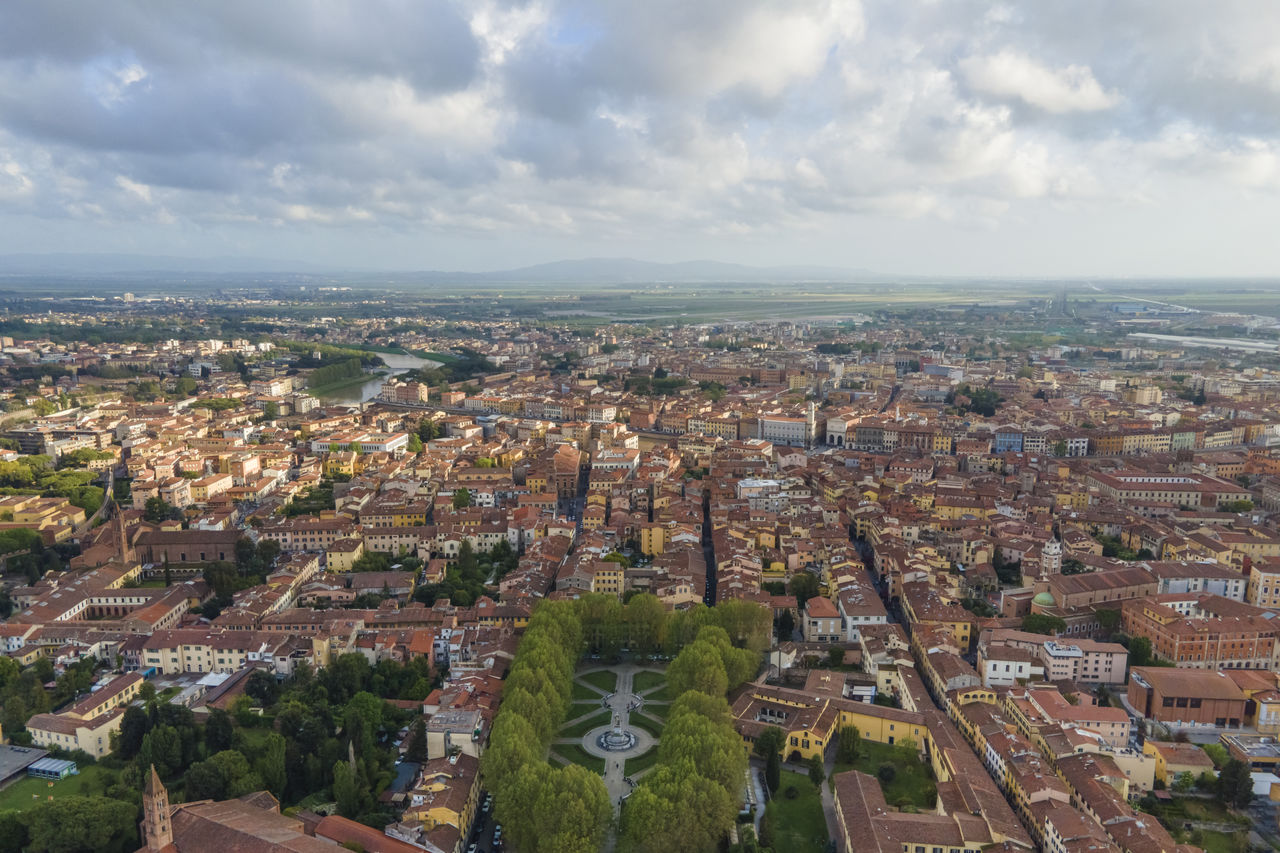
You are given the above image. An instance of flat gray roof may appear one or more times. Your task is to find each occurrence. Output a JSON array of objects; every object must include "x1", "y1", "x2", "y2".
[{"x1": 0, "y1": 745, "x2": 50, "y2": 781}]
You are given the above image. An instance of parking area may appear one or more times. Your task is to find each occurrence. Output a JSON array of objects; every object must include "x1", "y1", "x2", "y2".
[{"x1": 464, "y1": 791, "x2": 503, "y2": 853}]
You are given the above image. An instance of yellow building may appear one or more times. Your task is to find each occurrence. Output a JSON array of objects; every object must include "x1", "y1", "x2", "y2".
[
  {"x1": 901, "y1": 587, "x2": 974, "y2": 653},
  {"x1": 9, "y1": 645, "x2": 46, "y2": 667},
  {"x1": 403, "y1": 753, "x2": 481, "y2": 848},
  {"x1": 1121, "y1": 430, "x2": 1170, "y2": 455},
  {"x1": 1249, "y1": 561, "x2": 1280, "y2": 609},
  {"x1": 26, "y1": 673, "x2": 143, "y2": 758},
  {"x1": 592, "y1": 561, "x2": 625, "y2": 597},
  {"x1": 323, "y1": 452, "x2": 356, "y2": 478},
  {"x1": 730, "y1": 684, "x2": 927, "y2": 763},
  {"x1": 327, "y1": 537, "x2": 366, "y2": 572},
  {"x1": 582, "y1": 506, "x2": 607, "y2": 532},
  {"x1": 392, "y1": 506, "x2": 430, "y2": 527},
  {"x1": 0, "y1": 494, "x2": 87, "y2": 543},
  {"x1": 1143, "y1": 740, "x2": 1216, "y2": 787},
  {"x1": 638, "y1": 523, "x2": 666, "y2": 556}
]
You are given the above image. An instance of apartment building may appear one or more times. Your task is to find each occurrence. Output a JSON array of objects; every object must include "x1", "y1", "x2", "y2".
[
  {"x1": 26, "y1": 673, "x2": 143, "y2": 758},
  {"x1": 1121, "y1": 595, "x2": 1276, "y2": 670},
  {"x1": 803, "y1": 596, "x2": 842, "y2": 644}
]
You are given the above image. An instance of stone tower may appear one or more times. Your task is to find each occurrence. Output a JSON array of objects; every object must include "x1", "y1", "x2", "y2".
[
  {"x1": 142, "y1": 764, "x2": 172, "y2": 851},
  {"x1": 115, "y1": 503, "x2": 134, "y2": 565},
  {"x1": 1040, "y1": 537, "x2": 1063, "y2": 579}
]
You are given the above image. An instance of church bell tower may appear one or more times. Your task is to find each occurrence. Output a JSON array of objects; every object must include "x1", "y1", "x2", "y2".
[{"x1": 142, "y1": 765, "x2": 173, "y2": 850}]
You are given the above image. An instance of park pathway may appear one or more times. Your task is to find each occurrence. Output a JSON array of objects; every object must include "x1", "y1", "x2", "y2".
[
  {"x1": 577, "y1": 664, "x2": 654, "y2": 812},
  {"x1": 602, "y1": 667, "x2": 634, "y2": 810},
  {"x1": 571, "y1": 663, "x2": 670, "y2": 853}
]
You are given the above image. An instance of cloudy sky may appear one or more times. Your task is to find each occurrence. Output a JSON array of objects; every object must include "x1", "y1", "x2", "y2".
[{"x1": 2, "y1": 1, "x2": 1280, "y2": 276}]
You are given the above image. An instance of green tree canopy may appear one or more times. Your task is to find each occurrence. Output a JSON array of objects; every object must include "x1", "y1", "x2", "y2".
[
  {"x1": 1216, "y1": 758, "x2": 1254, "y2": 808},
  {"x1": 23, "y1": 796, "x2": 138, "y2": 853},
  {"x1": 667, "y1": 640, "x2": 729, "y2": 698},
  {"x1": 657, "y1": 710, "x2": 747, "y2": 793},
  {"x1": 332, "y1": 760, "x2": 364, "y2": 818},
  {"x1": 1128, "y1": 636, "x2": 1157, "y2": 668},
  {"x1": 837, "y1": 724, "x2": 861, "y2": 764},
  {"x1": 619, "y1": 760, "x2": 736, "y2": 853},
  {"x1": 1021, "y1": 613, "x2": 1066, "y2": 635},
  {"x1": 787, "y1": 573, "x2": 820, "y2": 608}
]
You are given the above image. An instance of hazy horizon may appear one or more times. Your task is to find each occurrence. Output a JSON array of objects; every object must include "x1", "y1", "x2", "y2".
[{"x1": 8, "y1": 252, "x2": 1280, "y2": 285}]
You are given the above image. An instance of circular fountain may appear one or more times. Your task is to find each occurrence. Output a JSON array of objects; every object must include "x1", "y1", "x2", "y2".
[{"x1": 595, "y1": 715, "x2": 637, "y2": 752}]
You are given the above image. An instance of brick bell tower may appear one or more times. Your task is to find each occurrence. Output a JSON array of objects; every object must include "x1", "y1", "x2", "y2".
[
  {"x1": 115, "y1": 502, "x2": 135, "y2": 565},
  {"x1": 142, "y1": 765, "x2": 172, "y2": 850}
]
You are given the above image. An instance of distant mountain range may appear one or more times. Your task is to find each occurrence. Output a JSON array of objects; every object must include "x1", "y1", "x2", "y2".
[
  {"x1": 0, "y1": 253, "x2": 879, "y2": 283},
  {"x1": 430, "y1": 257, "x2": 879, "y2": 283}
]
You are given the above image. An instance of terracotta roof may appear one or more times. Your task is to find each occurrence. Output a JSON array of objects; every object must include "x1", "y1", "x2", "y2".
[
  {"x1": 314, "y1": 816, "x2": 422, "y2": 853},
  {"x1": 805, "y1": 596, "x2": 839, "y2": 618},
  {"x1": 163, "y1": 796, "x2": 338, "y2": 851},
  {"x1": 1131, "y1": 667, "x2": 1248, "y2": 701}
]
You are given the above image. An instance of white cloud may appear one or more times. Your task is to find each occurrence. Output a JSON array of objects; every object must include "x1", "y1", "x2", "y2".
[
  {"x1": 0, "y1": 158, "x2": 33, "y2": 199},
  {"x1": 91, "y1": 60, "x2": 149, "y2": 107},
  {"x1": 960, "y1": 50, "x2": 1119, "y2": 113},
  {"x1": 115, "y1": 175, "x2": 152, "y2": 203},
  {"x1": 0, "y1": 1, "x2": 1278, "y2": 274}
]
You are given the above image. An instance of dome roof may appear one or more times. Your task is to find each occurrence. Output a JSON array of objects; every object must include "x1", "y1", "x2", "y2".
[{"x1": 1032, "y1": 591, "x2": 1056, "y2": 607}]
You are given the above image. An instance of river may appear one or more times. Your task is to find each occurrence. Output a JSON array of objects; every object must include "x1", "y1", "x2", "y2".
[
  {"x1": 1127, "y1": 332, "x2": 1280, "y2": 353},
  {"x1": 315, "y1": 351, "x2": 440, "y2": 405}
]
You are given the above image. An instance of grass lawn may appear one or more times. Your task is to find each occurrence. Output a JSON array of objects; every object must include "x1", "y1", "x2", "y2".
[
  {"x1": 0, "y1": 764, "x2": 119, "y2": 812},
  {"x1": 234, "y1": 726, "x2": 276, "y2": 750},
  {"x1": 832, "y1": 740, "x2": 936, "y2": 811},
  {"x1": 1192, "y1": 829, "x2": 1247, "y2": 853},
  {"x1": 581, "y1": 670, "x2": 618, "y2": 694},
  {"x1": 293, "y1": 792, "x2": 333, "y2": 813},
  {"x1": 1142, "y1": 795, "x2": 1251, "y2": 835},
  {"x1": 762, "y1": 771, "x2": 828, "y2": 853},
  {"x1": 571, "y1": 700, "x2": 602, "y2": 716},
  {"x1": 551, "y1": 743, "x2": 606, "y2": 775},
  {"x1": 640, "y1": 702, "x2": 669, "y2": 720},
  {"x1": 629, "y1": 713, "x2": 663, "y2": 738},
  {"x1": 1176, "y1": 799, "x2": 1249, "y2": 826},
  {"x1": 572, "y1": 681, "x2": 606, "y2": 702},
  {"x1": 624, "y1": 748, "x2": 662, "y2": 777},
  {"x1": 560, "y1": 710, "x2": 613, "y2": 739},
  {"x1": 631, "y1": 670, "x2": 666, "y2": 694}
]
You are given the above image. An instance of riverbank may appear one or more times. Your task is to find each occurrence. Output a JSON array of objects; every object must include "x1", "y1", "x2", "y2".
[
  {"x1": 414, "y1": 350, "x2": 459, "y2": 364},
  {"x1": 345, "y1": 343, "x2": 412, "y2": 357},
  {"x1": 310, "y1": 369, "x2": 388, "y2": 398}
]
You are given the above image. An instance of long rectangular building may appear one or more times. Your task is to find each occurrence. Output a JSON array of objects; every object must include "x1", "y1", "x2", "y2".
[
  {"x1": 1120, "y1": 594, "x2": 1276, "y2": 670},
  {"x1": 1088, "y1": 470, "x2": 1250, "y2": 510}
]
